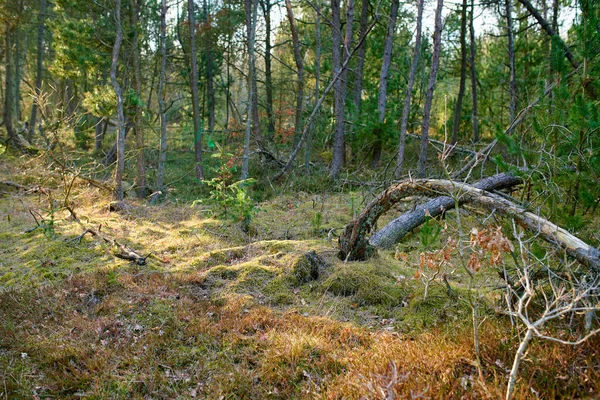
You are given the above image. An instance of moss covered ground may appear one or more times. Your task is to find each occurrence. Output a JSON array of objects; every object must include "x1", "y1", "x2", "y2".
[{"x1": 1, "y1": 154, "x2": 599, "y2": 399}]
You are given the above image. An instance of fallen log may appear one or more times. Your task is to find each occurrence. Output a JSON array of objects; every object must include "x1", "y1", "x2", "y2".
[
  {"x1": 370, "y1": 172, "x2": 523, "y2": 248},
  {"x1": 338, "y1": 179, "x2": 600, "y2": 272}
]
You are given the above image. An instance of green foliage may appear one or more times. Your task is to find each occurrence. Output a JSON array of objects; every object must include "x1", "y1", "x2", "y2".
[
  {"x1": 82, "y1": 86, "x2": 116, "y2": 118},
  {"x1": 200, "y1": 178, "x2": 258, "y2": 233},
  {"x1": 419, "y1": 217, "x2": 441, "y2": 250}
]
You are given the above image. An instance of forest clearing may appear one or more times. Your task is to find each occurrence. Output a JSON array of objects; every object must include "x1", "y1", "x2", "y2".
[{"x1": 1, "y1": 0, "x2": 600, "y2": 398}]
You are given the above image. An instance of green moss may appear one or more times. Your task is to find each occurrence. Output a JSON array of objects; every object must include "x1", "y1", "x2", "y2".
[
  {"x1": 321, "y1": 262, "x2": 407, "y2": 306},
  {"x1": 206, "y1": 264, "x2": 241, "y2": 280}
]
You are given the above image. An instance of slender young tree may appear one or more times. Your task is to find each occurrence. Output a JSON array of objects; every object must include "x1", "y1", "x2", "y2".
[
  {"x1": 188, "y1": 0, "x2": 204, "y2": 180},
  {"x1": 353, "y1": 0, "x2": 370, "y2": 114},
  {"x1": 505, "y1": 0, "x2": 516, "y2": 122},
  {"x1": 451, "y1": 0, "x2": 468, "y2": 145},
  {"x1": 469, "y1": 0, "x2": 479, "y2": 142},
  {"x1": 418, "y1": 0, "x2": 444, "y2": 178},
  {"x1": 305, "y1": 0, "x2": 321, "y2": 172},
  {"x1": 371, "y1": 0, "x2": 399, "y2": 168},
  {"x1": 260, "y1": 0, "x2": 276, "y2": 141},
  {"x1": 330, "y1": 0, "x2": 345, "y2": 177},
  {"x1": 156, "y1": 0, "x2": 168, "y2": 192},
  {"x1": 130, "y1": 0, "x2": 146, "y2": 198},
  {"x1": 242, "y1": 0, "x2": 258, "y2": 179},
  {"x1": 4, "y1": 22, "x2": 23, "y2": 151},
  {"x1": 110, "y1": 0, "x2": 126, "y2": 200},
  {"x1": 285, "y1": 0, "x2": 304, "y2": 149},
  {"x1": 29, "y1": 0, "x2": 46, "y2": 140},
  {"x1": 330, "y1": 0, "x2": 354, "y2": 177},
  {"x1": 396, "y1": 0, "x2": 424, "y2": 178}
]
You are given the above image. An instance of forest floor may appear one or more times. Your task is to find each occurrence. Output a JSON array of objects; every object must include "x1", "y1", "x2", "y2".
[{"x1": 1, "y1": 153, "x2": 599, "y2": 399}]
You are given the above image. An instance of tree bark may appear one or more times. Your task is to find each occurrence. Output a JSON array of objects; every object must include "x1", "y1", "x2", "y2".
[
  {"x1": 261, "y1": 0, "x2": 275, "y2": 141},
  {"x1": 418, "y1": 0, "x2": 444, "y2": 178},
  {"x1": 4, "y1": 22, "x2": 24, "y2": 152},
  {"x1": 451, "y1": 0, "x2": 468, "y2": 145},
  {"x1": 156, "y1": 0, "x2": 168, "y2": 193},
  {"x1": 242, "y1": 0, "x2": 258, "y2": 180},
  {"x1": 29, "y1": 0, "x2": 46, "y2": 140},
  {"x1": 370, "y1": 172, "x2": 523, "y2": 248},
  {"x1": 203, "y1": 0, "x2": 215, "y2": 136},
  {"x1": 285, "y1": 0, "x2": 304, "y2": 151},
  {"x1": 395, "y1": 0, "x2": 424, "y2": 178},
  {"x1": 371, "y1": 0, "x2": 399, "y2": 168},
  {"x1": 339, "y1": 179, "x2": 600, "y2": 272},
  {"x1": 110, "y1": 0, "x2": 125, "y2": 201},
  {"x1": 188, "y1": 0, "x2": 204, "y2": 180},
  {"x1": 469, "y1": 0, "x2": 479, "y2": 142},
  {"x1": 352, "y1": 0, "x2": 370, "y2": 115},
  {"x1": 505, "y1": 0, "x2": 517, "y2": 122},
  {"x1": 330, "y1": 0, "x2": 345, "y2": 178},
  {"x1": 305, "y1": 0, "x2": 322, "y2": 173},
  {"x1": 130, "y1": 0, "x2": 146, "y2": 198}
]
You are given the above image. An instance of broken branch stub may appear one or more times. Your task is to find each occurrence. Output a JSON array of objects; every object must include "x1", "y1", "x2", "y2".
[{"x1": 338, "y1": 179, "x2": 600, "y2": 272}]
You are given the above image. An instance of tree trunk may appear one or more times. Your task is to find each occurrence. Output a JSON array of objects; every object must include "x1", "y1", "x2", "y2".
[
  {"x1": 451, "y1": 0, "x2": 468, "y2": 145},
  {"x1": 395, "y1": 0, "x2": 424, "y2": 178},
  {"x1": 339, "y1": 179, "x2": 600, "y2": 271},
  {"x1": 352, "y1": 0, "x2": 370, "y2": 114},
  {"x1": 242, "y1": 0, "x2": 258, "y2": 180},
  {"x1": 156, "y1": 0, "x2": 168, "y2": 193},
  {"x1": 285, "y1": 0, "x2": 304, "y2": 150},
  {"x1": 4, "y1": 23, "x2": 24, "y2": 152},
  {"x1": 188, "y1": 0, "x2": 204, "y2": 180},
  {"x1": 261, "y1": 0, "x2": 275, "y2": 141},
  {"x1": 130, "y1": 0, "x2": 146, "y2": 198},
  {"x1": 506, "y1": 0, "x2": 516, "y2": 122},
  {"x1": 469, "y1": 0, "x2": 479, "y2": 142},
  {"x1": 203, "y1": 0, "x2": 215, "y2": 136},
  {"x1": 110, "y1": 0, "x2": 125, "y2": 201},
  {"x1": 29, "y1": 0, "x2": 46, "y2": 140},
  {"x1": 305, "y1": 0, "x2": 322, "y2": 173},
  {"x1": 370, "y1": 172, "x2": 523, "y2": 248},
  {"x1": 371, "y1": 0, "x2": 399, "y2": 168},
  {"x1": 330, "y1": 0, "x2": 354, "y2": 178},
  {"x1": 418, "y1": 0, "x2": 444, "y2": 178}
]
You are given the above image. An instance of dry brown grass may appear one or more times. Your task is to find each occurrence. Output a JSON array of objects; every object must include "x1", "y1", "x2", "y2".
[{"x1": 1, "y1": 155, "x2": 599, "y2": 399}]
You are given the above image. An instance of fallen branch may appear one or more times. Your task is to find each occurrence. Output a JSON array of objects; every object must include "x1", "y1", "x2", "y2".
[
  {"x1": 370, "y1": 172, "x2": 523, "y2": 248},
  {"x1": 338, "y1": 179, "x2": 600, "y2": 272},
  {"x1": 73, "y1": 226, "x2": 151, "y2": 266}
]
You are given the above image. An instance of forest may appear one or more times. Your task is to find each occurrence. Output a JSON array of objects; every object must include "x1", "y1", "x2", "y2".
[{"x1": 1, "y1": 0, "x2": 599, "y2": 397}]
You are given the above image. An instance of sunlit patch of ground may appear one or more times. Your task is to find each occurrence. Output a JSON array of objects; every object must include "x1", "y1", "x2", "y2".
[{"x1": 1, "y1": 156, "x2": 599, "y2": 399}]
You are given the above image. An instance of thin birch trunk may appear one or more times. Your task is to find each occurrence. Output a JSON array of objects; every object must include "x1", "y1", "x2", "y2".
[
  {"x1": 395, "y1": 0, "x2": 424, "y2": 178},
  {"x1": 242, "y1": 0, "x2": 258, "y2": 180},
  {"x1": 451, "y1": 0, "x2": 467, "y2": 145},
  {"x1": 371, "y1": 0, "x2": 399, "y2": 168},
  {"x1": 353, "y1": 0, "x2": 370, "y2": 113},
  {"x1": 188, "y1": 0, "x2": 204, "y2": 180},
  {"x1": 330, "y1": 0, "x2": 354, "y2": 177},
  {"x1": 418, "y1": 0, "x2": 444, "y2": 178},
  {"x1": 506, "y1": 0, "x2": 516, "y2": 122},
  {"x1": 156, "y1": 0, "x2": 168, "y2": 192},
  {"x1": 131, "y1": 0, "x2": 146, "y2": 198},
  {"x1": 29, "y1": 0, "x2": 46, "y2": 140},
  {"x1": 261, "y1": 0, "x2": 275, "y2": 141},
  {"x1": 110, "y1": 0, "x2": 125, "y2": 200},
  {"x1": 305, "y1": 0, "x2": 321, "y2": 173},
  {"x1": 469, "y1": 0, "x2": 479, "y2": 142},
  {"x1": 285, "y1": 0, "x2": 304, "y2": 150}
]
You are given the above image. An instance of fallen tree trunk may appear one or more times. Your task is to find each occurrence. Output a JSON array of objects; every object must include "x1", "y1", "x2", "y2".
[
  {"x1": 370, "y1": 172, "x2": 523, "y2": 248},
  {"x1": 338, "y1": 179, "x2": 600, "y2": 272}
]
